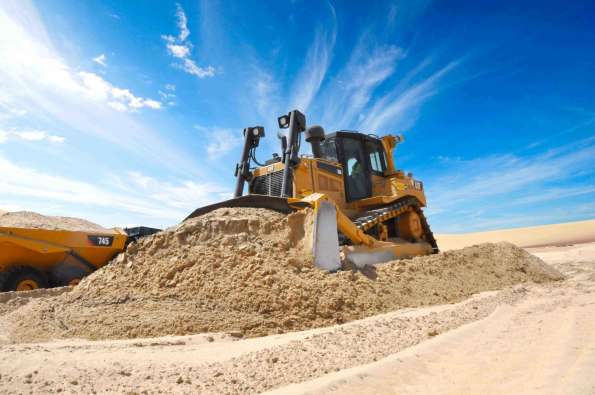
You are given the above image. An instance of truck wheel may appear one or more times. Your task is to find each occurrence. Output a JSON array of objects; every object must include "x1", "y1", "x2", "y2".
[
  {"x1": 0, "y1": 272, "x2": 8, "y2": 292},
  {"x1": 2, "y1": 266, "x2": 49, "y2": 292},
  {"x1": 50, "y1": 263, "x2": 89, "y2": 287}
]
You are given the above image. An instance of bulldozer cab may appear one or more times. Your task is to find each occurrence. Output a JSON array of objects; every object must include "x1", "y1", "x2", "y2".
[{"x1": 320, "y1": 132, "x2": 388, "y2": 202}]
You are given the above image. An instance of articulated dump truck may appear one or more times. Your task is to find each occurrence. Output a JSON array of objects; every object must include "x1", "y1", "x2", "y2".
[
  {"x1": 186, "y1": 110, "x2": 438, "y2": 271},
  {"x1": 0, "y1": 226, "x2": 160, "y2": 292}
]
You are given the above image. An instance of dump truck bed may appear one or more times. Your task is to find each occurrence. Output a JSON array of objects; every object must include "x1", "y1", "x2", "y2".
[{"x1": 0, "y1": 226, "x2": 127, "y2": 272}]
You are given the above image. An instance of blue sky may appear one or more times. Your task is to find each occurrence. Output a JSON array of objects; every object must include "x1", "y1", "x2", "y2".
[{"x1": 0, "y1": 0, "x2": 593, "y2": 232}]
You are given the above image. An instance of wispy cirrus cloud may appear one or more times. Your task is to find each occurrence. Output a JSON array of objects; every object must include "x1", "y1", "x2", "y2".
[
  {"x1": 425, "y1": 138, "x2": 595, "y2": 232},
  {"x1": 250, "y1": 68, "x2": 279, "y2": 121},
  {"x1": 320, "y1": 43, "x2": 404, "y2": 130},
  {"x1": 249, "y1": 1, "x2": 457, "y2": 138},
  {"x1": 289, "y1": 27, "x2": 337, "y2": 114},
  {"x1": 162, "y1": 3, "x2": 215, "y2": 79},
  {"x1": 358, "y1": 59, "x2": 459, "y2": 132}
]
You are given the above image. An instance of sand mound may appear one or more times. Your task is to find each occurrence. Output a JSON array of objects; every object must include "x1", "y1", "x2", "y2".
[
  {"x1": 3, "y1": 207, "x2": 563, "y2": 343},
  {"x1": 0, "y1": 211, "x2": 108, "y2": 232}
]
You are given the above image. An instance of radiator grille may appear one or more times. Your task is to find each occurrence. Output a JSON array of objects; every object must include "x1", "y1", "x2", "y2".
[{"x1": 251, "y1": 169, "x2": 292, "y2": 197}]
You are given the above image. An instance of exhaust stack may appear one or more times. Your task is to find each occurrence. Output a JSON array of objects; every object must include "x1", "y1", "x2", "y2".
[{"x1": 305, "y1": 125, "x2": 325, "y2": 158}]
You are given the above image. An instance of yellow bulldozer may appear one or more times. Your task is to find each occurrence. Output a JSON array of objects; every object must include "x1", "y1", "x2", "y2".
[{"x1": 187, "y1": 110, "x2": 438, "y2": 270}]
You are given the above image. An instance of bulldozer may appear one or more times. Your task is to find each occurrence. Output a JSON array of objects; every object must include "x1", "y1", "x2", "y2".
[{"x1": 186, "y1": 110, "x2": 438, "y2": 270}]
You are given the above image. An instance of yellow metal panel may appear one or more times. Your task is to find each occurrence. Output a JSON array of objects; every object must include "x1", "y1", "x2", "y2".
[{"x1": 0, "y1": 227, "x2": 127, "y2": 273}]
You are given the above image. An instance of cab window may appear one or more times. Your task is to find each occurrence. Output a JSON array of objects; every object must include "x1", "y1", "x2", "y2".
[
  {"x1": 320, "y1": 137, "x2": 338, "y2": 162},
  {"x1": 340, "y1": 136, "x2": 371, "y2": 201},
  {"x1": 366, "y1": 140, "x2": 386, "y2": 174}
]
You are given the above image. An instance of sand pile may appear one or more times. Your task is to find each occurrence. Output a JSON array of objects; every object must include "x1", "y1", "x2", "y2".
[
  {"x1": 3, "y1": 207, "x2": 563, "y2": 343},
  {"x1": 0, "y1": 211, "x2": 108, "y2": 232}
]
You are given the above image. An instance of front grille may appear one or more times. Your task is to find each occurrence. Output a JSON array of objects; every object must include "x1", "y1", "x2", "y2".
[{"x1": 251, "y1": 169, "x2": 292, "y2": 197}]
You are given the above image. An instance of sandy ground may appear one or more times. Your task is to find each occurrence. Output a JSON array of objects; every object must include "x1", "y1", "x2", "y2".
[
  {"x1": 270, "y1": 243, "x2": 595, "y2": 395},
  {"x1": 436, "y1": 219, "x2": 595, "y2": 250},
  {"x1": 0, "y1": 241, "x2": 593, "y2": 394}
]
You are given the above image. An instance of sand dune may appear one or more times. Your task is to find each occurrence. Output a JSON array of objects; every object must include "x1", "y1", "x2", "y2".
[{"x1": 436, "y1": 219, "x2": 595, "y2": 251}]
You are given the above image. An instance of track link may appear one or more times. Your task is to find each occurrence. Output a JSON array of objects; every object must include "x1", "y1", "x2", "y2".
[{"x1": 352, "y1": 197, "x2": 439, "y2": 253}]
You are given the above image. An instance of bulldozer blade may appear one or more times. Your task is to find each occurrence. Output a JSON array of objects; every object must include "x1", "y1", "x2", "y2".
[
  {"x1": 184, "y1": 195, "x2": 309, "y2": 221},
  {"x1": 311, "y1": 200, "x2": 341, "y2": 271},
  {"x1": 343, "y1": 240, "x2": 433, "y2": 269}
]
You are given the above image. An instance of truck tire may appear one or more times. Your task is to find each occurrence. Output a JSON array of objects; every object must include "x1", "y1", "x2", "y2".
[
  {"x1": 2, "y1": 266, "x2": 49, "y2": 292},
  {"x1": 0, "y1": 271, "x2": 8, "y2": 292},
  {"x1": 51, "y1": 263, "x2": 90, "y2": 287}
]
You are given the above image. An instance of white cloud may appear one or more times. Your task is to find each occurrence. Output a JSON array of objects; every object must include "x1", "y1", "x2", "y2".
[
  {"x1": 0, "y1": 154, "x2": 230, "y2": 227},
  {"x1": 175, "y1": 3, "x2": 190, "y2": 41},
  {"x1": 162, "y1": 3, "x2": 215, "y2": 79},
  {"x1": 107, "y1": 101, "x2": 127, "y2": 112},
  {"x1": 47, "y1": 135, "x2": 65, "y2": 143},
  {"x1": 194, "y1": 125, "x2": 243, "y2": 159},
  {"x1": 92, "y1": 53, "x2": 107, "y2": 67},
  {"x1": 14, "y1": 130, "x2": 46, "y2": 140},
  {"x1": 165, "y1": 84, "x2": 176, "y2": 91},
  {"x1": 0, "y1": 129, "x2": 65, "y2": 144},
  {"x1": 0, "y1": 4, "x2": 161, "y2": 114},
  {"x1": 177, "y1": 58, "x2": 215, "y2": 78},
  {"x1": 142, "y1": 99, "x2": 162, "y2": 109},
  {"x1": 0, "y1": 1, "x2": 196, "y2": 173},
  {"x1": 166, "y1": 43, "x2": 190, "y2": 58},
  {"x1": 79, "y1": 72, "x2": 162, "y2": 111}
]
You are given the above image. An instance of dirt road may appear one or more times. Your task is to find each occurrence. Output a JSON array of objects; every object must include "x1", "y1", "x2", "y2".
[{"x1": 0, "y1": 243, "x2": 593, "y2": 394}]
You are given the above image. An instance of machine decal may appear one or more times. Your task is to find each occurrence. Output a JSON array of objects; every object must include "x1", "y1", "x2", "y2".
[
  {"x1": 395, "y1": 182, "x2": 408, "y2": 191},
  {"x1": 317, "y1": 161, "x2": 342, "y2": 176},
  {"x1": 88, "y1": 235, "x2": 114, "y2": 247}
]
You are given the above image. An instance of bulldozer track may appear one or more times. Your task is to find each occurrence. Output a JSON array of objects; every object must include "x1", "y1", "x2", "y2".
[{"x1": 352, "y1": 197, "x2": 439, "y2": 253}]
